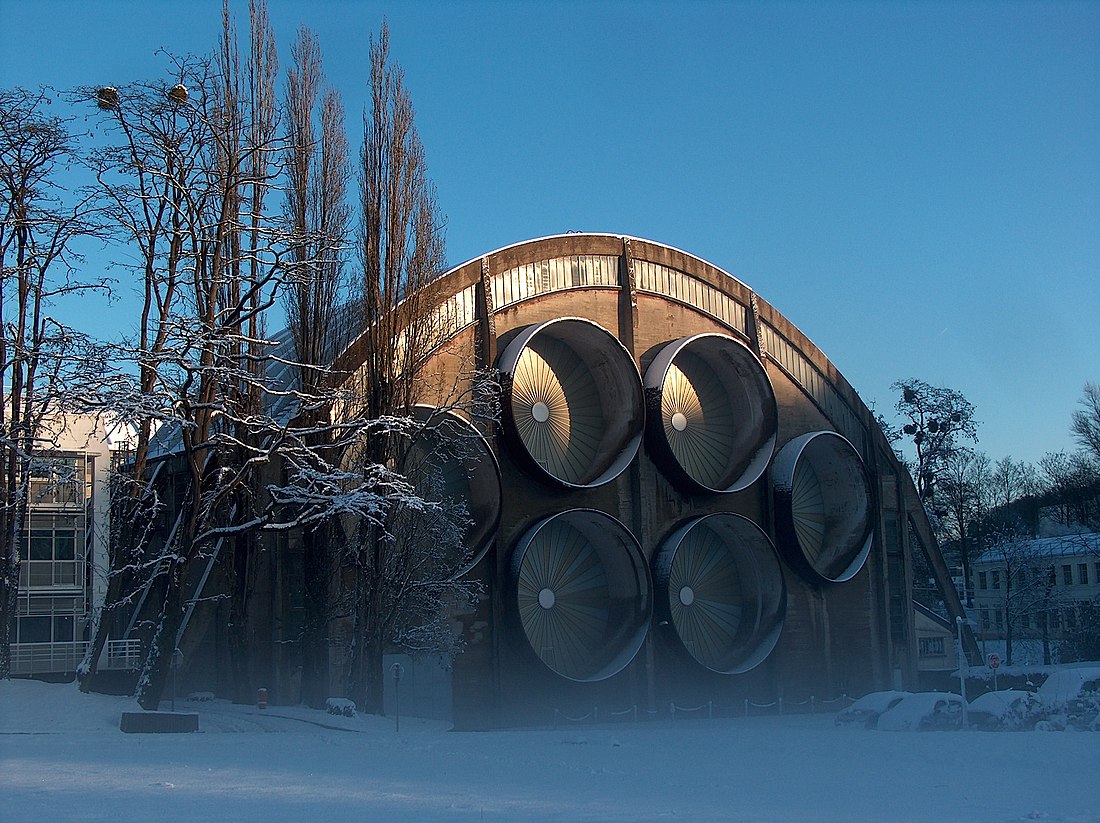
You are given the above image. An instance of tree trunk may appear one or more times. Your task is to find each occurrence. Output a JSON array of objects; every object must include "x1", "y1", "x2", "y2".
[
  {"x1": 226, "y1": 531, "x2": 253, "y2": 704},
  {"x1": 0, "y1": 550, "x2": 15, "y2": 679},
  {"x1": 959, "y1": 538, "x2": 973, "y2": 607},
  {"x1": 300, "y1": 525, "x2": 331, "y2": 708},
  {"x1": 136, "y1": 574, "x2": 184, "y2": 711},
  {"x1": 365, "y1": 626, "x2": 384, "y2": 715},
  {"x1": 1041, "y1": 617, "x2": 1051, "y2": 666},
  {"x1": 79, "y1": 575, "x2": 121, "y2": 690}
]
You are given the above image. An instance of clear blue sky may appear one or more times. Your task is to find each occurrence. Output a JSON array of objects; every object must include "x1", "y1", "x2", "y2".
[{"x1": 2, "y1": 0, "x2": 1097, "y2": 468}]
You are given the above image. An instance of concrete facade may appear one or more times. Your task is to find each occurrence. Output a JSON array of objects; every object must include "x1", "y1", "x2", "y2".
[{"x1": 334, "y1": 234, "x2": 955, "y2": 727}]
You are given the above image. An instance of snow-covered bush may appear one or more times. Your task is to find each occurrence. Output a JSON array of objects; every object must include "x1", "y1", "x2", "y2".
[
  {"x1": 1018, "y1": 667, "x2": 1100, "y2": 730},
  {"x1": 326, "y1": 698, "x2": 357, "y2": 718}
]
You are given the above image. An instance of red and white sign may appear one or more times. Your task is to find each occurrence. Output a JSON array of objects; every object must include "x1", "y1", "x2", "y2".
[{"x1": 987, "y1": 653, "x2": 1001, "y2": 670}]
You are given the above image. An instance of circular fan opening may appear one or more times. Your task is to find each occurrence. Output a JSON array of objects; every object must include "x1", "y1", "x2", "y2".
[
  {"x1": 400, "y1": 406, "x2": 501, "y2": 576},
  {"x1": 772, "y1": 431, "x2": 873, "y2": 583},
  {"x1": 510, "y1": 509, "x2": 652, "y2": 681},
  {"x1": 653, "y1": 514, "x2": 785, "y2": 673},
  {"x1": 644, "y1": 334, "x2": 776, "y2": 494},
  {"x1": 498, "y1": 318, "x2": 644, "y2": 488}
]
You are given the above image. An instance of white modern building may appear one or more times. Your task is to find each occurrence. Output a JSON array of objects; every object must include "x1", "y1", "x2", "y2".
[{"x1": 11, "y1": 414, "x2": 138, "y2": 676}]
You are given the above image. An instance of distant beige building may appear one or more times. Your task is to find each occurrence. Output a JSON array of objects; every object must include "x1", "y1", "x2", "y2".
[
  {"x1": 914, "y1": 602, "x2": 957, "y2": 683},
  {"x1": 971, "y1": 533, "x2": 1100, "y2": 644}
]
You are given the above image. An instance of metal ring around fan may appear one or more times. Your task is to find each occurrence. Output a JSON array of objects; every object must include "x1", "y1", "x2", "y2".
[
  {"x1": 402, "y1": 406, "x2": 501, "y2": 576},
  {"x1": 644, "y1": 334, "x2": 777, "y2": 494},
  {"x1": 510, "y1": 509, "x2": 652, "y2": 682},
  {"x1": 498, "y1": 318, "x2": 644, "y2": 488},
  {"x1": 772, "y1": 431, "x2": 873, "y2": 583},
  {"x1": 653, "y1": 514, "x2": 785, "y2": 674}
]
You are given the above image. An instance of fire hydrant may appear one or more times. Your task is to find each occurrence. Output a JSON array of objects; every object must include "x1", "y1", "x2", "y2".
[{"x1": 257, "y1": 687, "x2": 268, "y2": 710}]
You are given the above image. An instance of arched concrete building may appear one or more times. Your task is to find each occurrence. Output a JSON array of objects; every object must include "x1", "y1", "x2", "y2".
[{"x1": 329, "y1": 233, "x2": 974, "y2": 728}]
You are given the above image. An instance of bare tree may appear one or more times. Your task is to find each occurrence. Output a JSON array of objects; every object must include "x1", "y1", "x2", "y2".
[
  {"x1": 979, "y1": 531, "x2": 1054, "y2": 665},
  {"x1": 991, "y1": 456, "x2": 1039, "y2": 512},
  {"x1": 280, "y1": 23, "x2": 352, "y2": 707},
  {"x1": 891, "y1": 378, "x2": 979, "y2": 503},
  {"x1": 0, "y1": 87, "x2": 107, "y2": 677},
  {"x1": 213, "y1": 0, "x2": 281, "y2": 705},
  {"x1": 936, "y1": 448, "x2": 992, "y2": 606},
  {"x1": 1071, "y1": 381, "x2": 1100, "y2": 464},
  {"x1": 1040, "y1": 450, "x2": 1100, "y2": 531},
  {"x1": 79, "y1": 7, "x2": 288, "y2": 706},
  {"x1": 343, "y1": 21, "x2": 453, "y2": 714}
]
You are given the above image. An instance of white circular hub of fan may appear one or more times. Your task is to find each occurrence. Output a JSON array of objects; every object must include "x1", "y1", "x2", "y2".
[
  {"x1": 538, "y1": 587, "x2": 556, "y2": 609},
  {"x1": 531, "y1": 401, "x2": 550, "y2": 423},
  {"x1": 671, "y1": 411, "x2": 688, "y2": 432},
  {"x1": 678, "y1": 585, "x2": 695, "y2": 606}
]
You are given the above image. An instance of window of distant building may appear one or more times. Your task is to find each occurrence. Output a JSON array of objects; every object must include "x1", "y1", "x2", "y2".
[
  {"x1": 981, "y1": 610, "x2": 991, "y2": 631},
  {"x1": 1065, "y1": 608, "x2": 1077, "y2": 630},
  {"x1": 994, "y1": 610, "x2": 1003, "y2": 630},
  {"x1": 1018, "y1": 567, "x2": 1028, "y2": 587},
  {"x1": 1063, "y1": 565, "x2": 1073, "y2": 586},
  {"x1": 978, "y1": 571, "x2": 987, "y2": 590},
  {"x1": 992, "y1": 570, "x2": 1001, "y2": 590},
  {"x1": 1079, "y1": 564, "x2": 1089, "y2": 585},
  {"x1": 15, "y1": 614, "x2": 75, "y2": 644},
  {"x1": 918, "y1": 637, "x2": 945, "y2": 657},
  {"x1": 18, "y1": 514, "x2": 80, "y2": 588},
  {"x1": 1021, "y1": 612, "x2": 1030, "y2": 630}
]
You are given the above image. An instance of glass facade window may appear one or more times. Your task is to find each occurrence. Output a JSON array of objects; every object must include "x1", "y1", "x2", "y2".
[
  {"x1": 991, "y1": 570, "x2": 1001, "y2": 590},
  {"x1": 492, "y1": 255, "x2": 619, "y2": 310},
  {"x1": 15, "y1": 614, "x2": 76, "y2": 644},
  {"x1": 978, "y1": 571, "x2": 987, "y2": 590},
  {"x1": 19, "y1": 515, "x2": 82, "y2": 589},
  {"x1": 1078, "y1": 563, "x2": 1089, "y2": 585},
  {"x1": 27, "y1": 456, "x2": 86, "y2": 506},
  {"x1": 632, "y1": 259, "x2": 747, "y2": 333},
  {"x1": 918, "y1": 636, "x2": 945, "y2": 657},
  {"x1": 1062, "y1": 564, "x2": 1073, "y2": 586}
]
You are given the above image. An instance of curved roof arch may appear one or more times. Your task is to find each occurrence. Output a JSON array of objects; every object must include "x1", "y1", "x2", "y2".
[{"x1": 335, "y1": 232, "x2": 879, "y2": 460}]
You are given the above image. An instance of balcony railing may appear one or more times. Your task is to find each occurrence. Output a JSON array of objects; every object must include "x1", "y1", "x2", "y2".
[
  {"x1": 19, "y1": 560, "x2": 82, "y2": 590},
  {"x1": 10, "y1": 639, "x2": 142, "y2": 675}
]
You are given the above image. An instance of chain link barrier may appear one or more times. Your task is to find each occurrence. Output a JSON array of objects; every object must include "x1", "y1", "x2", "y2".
[{"x1": 552, "y1": 694, "x2": 855, "y2": 726}]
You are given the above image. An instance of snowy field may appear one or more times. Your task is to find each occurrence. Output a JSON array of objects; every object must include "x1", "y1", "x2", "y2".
[{"x1": 1, "y1": 679, "x2": 1097, "y2": 822}]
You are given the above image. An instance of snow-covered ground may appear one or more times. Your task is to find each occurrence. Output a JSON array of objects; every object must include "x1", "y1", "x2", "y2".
[{"x1": 1, "y1": 679, "x2": 1097, "y2": 822}]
